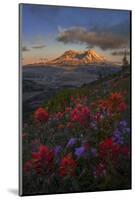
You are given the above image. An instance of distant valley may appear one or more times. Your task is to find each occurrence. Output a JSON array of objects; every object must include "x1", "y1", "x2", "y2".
[{"x1": 23, "y1": 63, "x2": 121, "y2": 120}]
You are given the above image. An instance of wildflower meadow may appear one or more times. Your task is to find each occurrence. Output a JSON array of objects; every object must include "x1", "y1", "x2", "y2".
[{"x1": 22, "y1": 70, "x2": 131, "y2": 195}]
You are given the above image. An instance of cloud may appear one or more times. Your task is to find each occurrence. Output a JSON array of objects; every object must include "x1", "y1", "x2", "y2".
[
  {"x1": 111, "y1": 50, "x2": 130, "y2": 56},
  {"x1": 56, "y1": 21, "x2": 130, "y2": 50},
  {"x1": 32, "y1": 44, "x2": 46, "y2": 49},
  {"x1": 22, "y1": 44, "x2": 46, "y2": 52},
  {"x1": 22, "y1": 46, "x2": 30, "y2": 52}
]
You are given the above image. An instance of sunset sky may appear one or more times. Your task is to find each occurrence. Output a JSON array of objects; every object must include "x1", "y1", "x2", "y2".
[{"x1": 21, "y1": 4, "x2": 130, "y2": 65}]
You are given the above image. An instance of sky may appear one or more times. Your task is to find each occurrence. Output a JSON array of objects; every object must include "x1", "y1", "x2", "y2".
[{"x1": 21, "y1": 4, "x2": 131, "y2": 65}]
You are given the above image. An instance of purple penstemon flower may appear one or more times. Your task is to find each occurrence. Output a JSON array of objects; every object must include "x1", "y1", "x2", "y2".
[
  {"x1": 75, "y1": 146, "x2": 86, "y2": 158},
  {"x1": 125, "y1": 128, "x2": 130, "y2": 134},
  {"x1": 54, "y1": 145, "x2": 62, "y2": 156},
  {"x1": 113, "y1": 120, "x2": 130, "y2": 145},
  {"x1": 66, "y1": 138, "x2": 77, "y2": 148},
  {"x1": 113, "y1": 128, "x2": 123, "y2": 145},
  {"x1": 113, "y1": 129, "x2": 121, "y2": 137},
  {"x1": 113, "y1": 134, "x2": 123, "y2": 145},
  {"x1": 119, "y1": 120, "x2": 127, "y2": 128},
  {"x1": 118, "y1": 120, "x2": 130, "y2": 134}
]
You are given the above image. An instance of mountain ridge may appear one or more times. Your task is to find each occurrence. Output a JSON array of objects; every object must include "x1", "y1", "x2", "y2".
[{"x1": 46, "y1": 49, "x2": 107, "y2": 66}]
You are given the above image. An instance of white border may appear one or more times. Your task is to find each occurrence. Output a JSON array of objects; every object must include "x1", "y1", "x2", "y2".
[{"x1": 0, "y1": 0, "x2": 135, "y2": 199}]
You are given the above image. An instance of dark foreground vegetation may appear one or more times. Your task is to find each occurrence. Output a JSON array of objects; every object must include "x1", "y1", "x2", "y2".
[{"x1": 22, "y1": 67, "x2": 131, "y2": 195}]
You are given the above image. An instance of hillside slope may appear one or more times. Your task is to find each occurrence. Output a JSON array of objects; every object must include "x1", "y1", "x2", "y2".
[{"x1": 45, "y1": 69, "x2": 131, "y2": 121}]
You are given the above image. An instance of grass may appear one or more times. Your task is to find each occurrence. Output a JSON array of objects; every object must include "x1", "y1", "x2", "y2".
[{"x1": 43, "y1": 68, "x2": 131, "y2": 120}]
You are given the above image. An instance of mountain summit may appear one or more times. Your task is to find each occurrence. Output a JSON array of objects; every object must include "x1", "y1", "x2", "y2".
[{"x1": 47, "y1": 49, "x2": 107, "y2": 66}]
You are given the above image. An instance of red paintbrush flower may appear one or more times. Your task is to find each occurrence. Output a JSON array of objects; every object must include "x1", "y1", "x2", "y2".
[
  {"x1": 31, "y1": 145, "x2": 54, "y2": 174},
  {"x1": 108, "y1": 92, "x2": 127, "y2": 112},
  {"x1": 97, "y1": 92, "x2": 127, "y2": 113},
  {"x1": 60, "y1": 154, "x2": 77, "y2": 177},
  {"x1": 98, "y1": 99, "x2": 108, "y2": 111},
  {"x1": 118, "y1": 102, "x2": 127, "y2": 112},
  {"x1": 70, "y1": 105, "x2": 90, "y2": 126},
  {"x1": 55, "y1": 112, "x2": 64, "y2": 120},
  {"x1": 121, "y1": 146, "x2": 130, "y2": 158},
  {"x1": 99, "y1": 138, "x2": 121, "y2": 164},
  {"x1": 34, "y1": 107, "x2": 49, "y2": 122}
]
